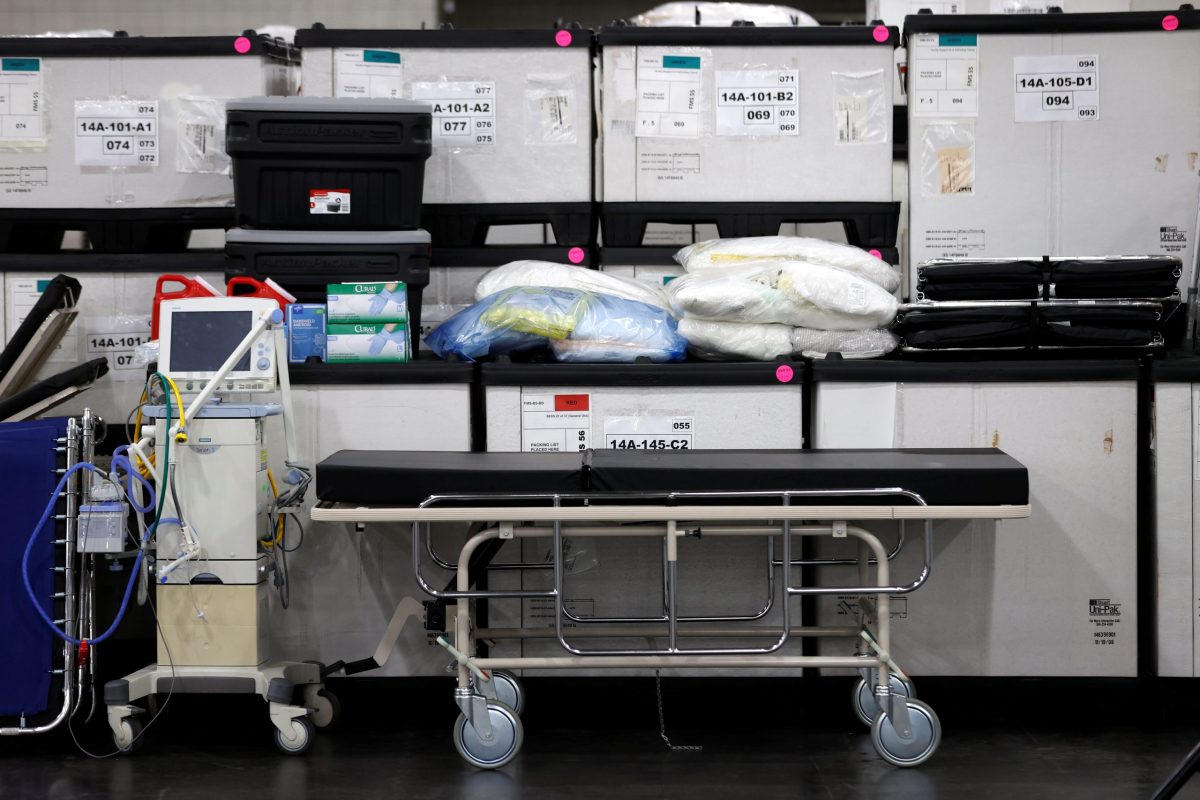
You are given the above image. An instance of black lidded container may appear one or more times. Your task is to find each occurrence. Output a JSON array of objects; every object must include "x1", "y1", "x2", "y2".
[
  {"x1": 224, "y1": 227, "x2": 431, "y2": 352},
  {"x1": 225, "y1": 96, "x2": 432, "y2": 230}
]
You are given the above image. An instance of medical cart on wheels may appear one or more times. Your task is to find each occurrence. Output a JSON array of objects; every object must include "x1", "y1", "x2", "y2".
[
  {"x1": 312, "y1": 447, "x2": 1031, "y2": 768},
  {"x1": 104, "y1": 296, "x2": 335, "y2": 755}
]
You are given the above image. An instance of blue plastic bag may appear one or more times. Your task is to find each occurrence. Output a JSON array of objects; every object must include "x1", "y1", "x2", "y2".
[{"x1": 425, "y1": 286, "x2": 686, "y2": 363}]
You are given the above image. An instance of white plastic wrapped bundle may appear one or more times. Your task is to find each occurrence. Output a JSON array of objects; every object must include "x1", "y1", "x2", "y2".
[
  {"x1": 667, "y1": 261, "x2": 899, "y2": 331},
  {"x1": 629, "y1": 2, "x2": 818, "y2": 26},
  {"x1": 791, "y1": 328, "x2": 898, "y2": 359},
  {"x1": 677, "y1": 319, "x2": 794, "y2": 361},
  {"x1": 475, "y1": 260, "x2": 671, "y2": 311},
  {"x1": 675, "y1": 236, "x2": 901, "y2": 293}
]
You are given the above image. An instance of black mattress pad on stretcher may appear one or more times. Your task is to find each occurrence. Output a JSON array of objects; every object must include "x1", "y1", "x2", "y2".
[{"x1": 316, "y1": 448, "x2": 1029, "y2": 508}]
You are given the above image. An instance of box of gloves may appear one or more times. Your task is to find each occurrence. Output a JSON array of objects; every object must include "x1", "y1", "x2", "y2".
[
  {"x1": 327, "y1": 281, "x2": 410, "y2": 324},
  {"x1": 326, "y1": 322, "x2": 410, "y2": 363}
]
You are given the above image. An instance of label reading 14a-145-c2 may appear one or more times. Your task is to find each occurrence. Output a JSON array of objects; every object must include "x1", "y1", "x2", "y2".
[
  {"x1": 1014, "y1": 54, "x2": 1099, "y2": 123},
  {"x1": 74, "y1": 99, "x2": 158, "y2": 166}
]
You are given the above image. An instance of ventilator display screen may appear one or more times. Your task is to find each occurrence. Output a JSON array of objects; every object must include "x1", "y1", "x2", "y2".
[{"x1": 168, "y1": 310, "x2": 253, "y2": 373}]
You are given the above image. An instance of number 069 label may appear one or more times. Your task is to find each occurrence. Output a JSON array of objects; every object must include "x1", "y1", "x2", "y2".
[
  {"x1": 715, "y1": 70, "x2": 799, "y2": 136},
  {"x1": 74, "y1": 99, "x2": 159, "y2": 166}
]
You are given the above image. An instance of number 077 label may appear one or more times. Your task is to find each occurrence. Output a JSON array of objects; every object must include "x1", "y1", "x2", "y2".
[
  {"x1": 74, "y1": 99, "x2": 158, "y2": 166},
  {"x1": 410, "y1": 81, "x2": 496, "y2": 146},
  {"x1": 1013, "y1": 54, "x2": 1099, "y2": 123}
]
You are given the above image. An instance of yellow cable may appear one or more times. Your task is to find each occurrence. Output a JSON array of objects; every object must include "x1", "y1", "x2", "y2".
[
  {"x1": 264, "y1": 468, "x2": 284, "y2": 546},
  {"x1": 161, "y1": 375, "x2": 187, "y2": 442}
]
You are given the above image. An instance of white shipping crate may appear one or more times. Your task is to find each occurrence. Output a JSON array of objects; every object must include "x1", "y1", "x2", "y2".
[
  {"x1": 297, "y1": 27, "x2": 593, "y2": 207},
  {"x1": 0, "y1": 34, "x2": 293, "y2": 211},
  {"x1": 267, "y1": 363, "x2": 476, "y2": 677},
  {"x1": 906, "y1": 11, "x2": 1200, "y2": 295},
  {"x1": 598, "y1": 25, "x2": 896, "y2": 204},
  {"x1": 812, "y1": 359, "x2": 1139, "y2": 676},
  {"x1": 1151, "y1": 358, "x2": 1200, "y2": 677},
  {"x1": 481, "y1": 360, "x2": 808, "y2": 675},
  {"x1": 0, "y1": 262, "x2": 224, "y2": 425}
]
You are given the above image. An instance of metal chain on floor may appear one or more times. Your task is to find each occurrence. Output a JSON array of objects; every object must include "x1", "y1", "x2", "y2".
[{"x1": 654, "y1": 670, "x2": 702, "y2": 752}]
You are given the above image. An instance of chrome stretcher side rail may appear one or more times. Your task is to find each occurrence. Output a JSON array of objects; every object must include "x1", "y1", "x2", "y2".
[{"x1": 311, "y1": 487, "x2": 1030, "y2": 769}]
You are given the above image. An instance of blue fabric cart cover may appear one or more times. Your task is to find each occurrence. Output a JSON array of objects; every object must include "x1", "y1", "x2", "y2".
[{"x1": 0, "y1": 417, "x2": 67, "y2": 717}]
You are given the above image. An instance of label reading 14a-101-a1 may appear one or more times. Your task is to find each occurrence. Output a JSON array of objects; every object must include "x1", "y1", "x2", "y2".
[
  {"x1": 1014, "y1": 54, "x2": 1099, "y2": 123},
  {"x1": 74, "y1": 99, "x2": 158, "y2": 166}
]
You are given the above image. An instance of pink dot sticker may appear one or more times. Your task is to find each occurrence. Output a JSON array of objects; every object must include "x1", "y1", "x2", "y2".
[
  {"x1": 869, "y1": 249, "x2": 883, "y2": 259},
  {"x1": 775, "y1": 364, "x2": 794, "y2": 383},
  {"x1": 1162, "y1": 14, "x2": 1179, "y2": 31},
  {"x1": 872, "y1": 25, "x2": 890, "y2": 44},
  {"x1": 233, "y1": 36, "x2": 252, "y2": 54},
  {"x1": 567, "y1": 246, "x2": 586, "y2": 264},
  {"x1": 555, "y1": 30, "x2": 573, "y2": 47}
]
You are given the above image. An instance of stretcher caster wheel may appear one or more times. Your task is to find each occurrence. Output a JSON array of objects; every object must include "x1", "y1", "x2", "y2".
[
  {"x1": 113, "y1": 717, "x2": 144, "y2": 755},
  {"x1": 871, "y1": 699, "x2": 941, "y2": 768},
  {"x1": 304, "y1": 685, "x2": 341, "y2": 731},
  {"x1": 453, "y1": 701, "x2": 523, "y2": 770},
  {"x1": 490, "y1": 670, "x2": 526, "y2": 716},
  {"x1": 852, "y1": 673, "x2": 916, "y2": 727},
  {"x1": 274, "y1": 716, "x2": 314, "y2": 756}
]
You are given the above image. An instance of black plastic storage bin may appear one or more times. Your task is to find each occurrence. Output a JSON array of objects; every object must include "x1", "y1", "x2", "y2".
[
  {"x1": 225, "y1": 97, "x2": 432, "y2": 230},
  {"x1": 224, "y1": 227, "x2": 431, "y2": 352}
]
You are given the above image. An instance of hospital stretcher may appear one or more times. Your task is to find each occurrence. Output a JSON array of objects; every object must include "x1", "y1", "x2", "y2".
[{"x1": 311, "y1": 448, "x2": 1030, "y2": 768}]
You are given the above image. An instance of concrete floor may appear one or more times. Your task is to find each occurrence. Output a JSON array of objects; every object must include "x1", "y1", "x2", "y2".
[{"x1": 2, "y1": 677, "x2": 1199, "y2": 800}]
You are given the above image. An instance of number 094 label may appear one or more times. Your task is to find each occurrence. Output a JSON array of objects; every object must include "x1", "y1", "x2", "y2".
[
  {"x1": 74, "y1": 99, "x2": 159, "y2": 167},
  {"x1": 714, "y1": 70, "x2": 799, "y2": 136},
  {"x1": 1013, "y1": 54, "x2": 1099, "y2": 123}
]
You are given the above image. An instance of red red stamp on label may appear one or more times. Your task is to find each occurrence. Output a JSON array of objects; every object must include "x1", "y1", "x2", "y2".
[{"x1": 555, "y1": 394, "x2": 589, "y2": 411}]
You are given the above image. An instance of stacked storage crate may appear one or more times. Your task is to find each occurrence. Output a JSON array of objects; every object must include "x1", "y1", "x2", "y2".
[
  {"x1": 297, "y1": 23, "x2": 598, "y2": 339},
  {"x1": 596, "y1": 22, "x2": 903, "y2": 281},
  {"x1": 904, "y1": 8, "x2": 1200, "y2": 297},
  {"x1": 0, "y1": 31, "x2": 295, "y2": 425}
]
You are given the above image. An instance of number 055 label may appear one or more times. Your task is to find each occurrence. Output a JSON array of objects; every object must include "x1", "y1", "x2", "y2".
[
  {"x1": 1013, "y1": 54, "x2": 1099, "y2": 123},
  {"x1": 74, "y1": 99, "x2": 158, "y2": 166}
]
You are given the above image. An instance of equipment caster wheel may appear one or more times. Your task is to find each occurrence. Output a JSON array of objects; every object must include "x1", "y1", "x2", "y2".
[
  {"x1": 489, "y1": 670, "x2": 526, "y2": 716},
  {"x1": 852, "y1": 673, "x2": 916, "y2": 727},
  {"x1": 871, "y1": 698, "x2": 941, "y2": 768},
  {"x1": 304, "y1": 685, "x2": 341, "y2": 731},
  {"x1": 453, "y1": 701, "x2": 523, "y2": 770},
  {"x1": 113, "y1": 717, "x2": 144, "y2": 755},
  {"x1": 274, "y1": 716, "x2": 314, "y2": 756}
]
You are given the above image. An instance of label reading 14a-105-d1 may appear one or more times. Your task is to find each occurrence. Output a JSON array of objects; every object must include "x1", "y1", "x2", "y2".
[
  {"x1": 1014, "y1": 54, "x2": 1099, "y2": 123},
  {"x1": 74, "y1": 99, "x2": 158, "y2": 166}
]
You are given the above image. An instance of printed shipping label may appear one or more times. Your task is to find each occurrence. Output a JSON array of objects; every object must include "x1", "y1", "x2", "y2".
[
  {"x1": 0, "y1": 165, "x2": 48, "y2": 196},
  {"x1": 937, "y1": 145, "x2": 973, "y2": 195},
  {"x1": 636, "y1": 52, "x2": 702, "y2": 138},
  {"x1": 521, "y1": 393, "x2": 591, "y2": 452},
  {"x1": 538, "y1": 92, "x2": 574, "y2": 142},
  {"x1": 74, "y1": 99, "x2": 158, "y2": 167},
  {"x1": 85, "y1": 325, "x2": 149, "y2": 372},
  {"x1": 335, "y1": 49, "x2": 404, "y2": 98},
  {"x1": 309, "y1": 189, "x2": 350, "y2": 215},
  {"x1": 714, "y1": 70, "x2": 799, "y2": 136},
  {"x1": 1013, "y1": 54, "x2": 1099, "y2": 123},
  {"x1": 410, "y1": 81, "x2": 496, "y2": 146},
  {"x1": 911, "y1": 34, "x2": 979, "y2": 117},
  {"x1": 603, "y1": 416, "x2": 694, "y2": 450},
  {"x1": 923, "y1": 228, "x2": 986, "y2": 256},
  {"x1": 0, "y1": 58, "x2": 43, "y2": 142}
]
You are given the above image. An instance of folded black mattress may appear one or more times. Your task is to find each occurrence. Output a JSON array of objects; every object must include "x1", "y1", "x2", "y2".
[
  {"x1": 316, "y1": 448, "x2": 1029, "y2": 507},
  {"x1": 316, "y1": 450, "x2": 587, "y2": 505},
  {"x1": 917, "y1": 260, "x2": 1044, "y2": 301}
]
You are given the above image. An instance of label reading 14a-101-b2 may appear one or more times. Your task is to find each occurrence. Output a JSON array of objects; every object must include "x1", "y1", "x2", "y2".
[
  {"x1": 74, "y1": 99, "x2": 158, "y2": 166},
  {"x1": 1014, "y1": 54, "x2": 1099, "y2": 123},
  {"x1": 714, "y1": 70, "x2": 799, "y2": 136}
]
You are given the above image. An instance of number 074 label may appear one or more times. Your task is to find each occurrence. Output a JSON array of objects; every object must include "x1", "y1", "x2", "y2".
[
  {"x1": 74, "y1": 99, "x2": 158, "y2": 167},
  {"x1": 1013, "y1": 54, "x2": 1099, "y2": 123}
]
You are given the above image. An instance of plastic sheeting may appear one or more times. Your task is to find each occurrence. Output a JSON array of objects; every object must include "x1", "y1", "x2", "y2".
[
  {"x1": 474, "y1": 260, "x2": 672, "y2": 311},
  {"x1": 630, "y1": 2, "x2": 818, "y2": 27},
  {"x1": 675, "y1": 236, "x2": 901, "y2": 293}
]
